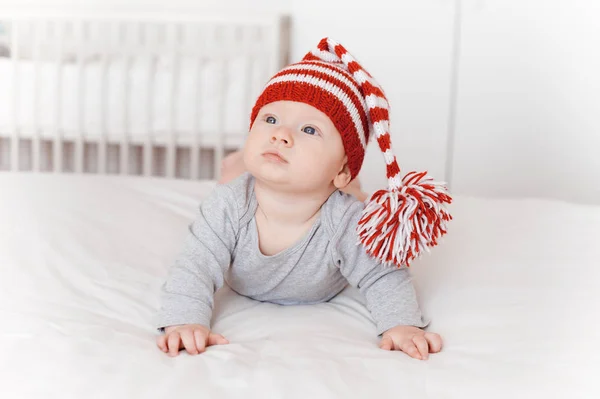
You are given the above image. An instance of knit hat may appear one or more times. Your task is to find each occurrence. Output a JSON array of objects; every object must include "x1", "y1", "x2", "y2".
[{"x1": 249, "y1": 37, "x2": 452, "y2": 268}]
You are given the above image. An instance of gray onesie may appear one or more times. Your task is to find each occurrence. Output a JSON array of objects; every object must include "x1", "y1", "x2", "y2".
[{"x1": 156, "y1": 172, "x2": 428, "y2": 335}]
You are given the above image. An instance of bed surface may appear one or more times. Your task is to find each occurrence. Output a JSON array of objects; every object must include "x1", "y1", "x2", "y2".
[{"x1": 0, "y1": 173, "x2": 598, "y2": 398}]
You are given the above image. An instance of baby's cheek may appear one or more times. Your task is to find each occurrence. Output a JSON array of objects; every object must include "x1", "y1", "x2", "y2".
[
  {"x1": 242, "y1": 144, "x2": 258, "y2": 167},
  {"x1": 317, "y1": 152, "x2": 343, "y2": 174},
  {"x1": 304, "y1": 154, "x2": 331, "y2": 175}
]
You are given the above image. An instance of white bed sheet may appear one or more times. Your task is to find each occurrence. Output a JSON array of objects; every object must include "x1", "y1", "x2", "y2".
[{"x1": 0, "y1": 173, "x2": 599, "y2": 398}]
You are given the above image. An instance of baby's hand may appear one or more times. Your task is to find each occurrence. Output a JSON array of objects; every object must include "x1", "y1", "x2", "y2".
[
  {"x1": 156, "y1": 324, "x2": 229, "y2": 357},
  {"x1": 379, "y1": 325, "x2": 442, "y2": 360}
]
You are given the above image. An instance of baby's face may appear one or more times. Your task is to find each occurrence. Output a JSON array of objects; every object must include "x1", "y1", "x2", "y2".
[{"x1": 243, "y1": 101, "x2": 348, "y2": 194}]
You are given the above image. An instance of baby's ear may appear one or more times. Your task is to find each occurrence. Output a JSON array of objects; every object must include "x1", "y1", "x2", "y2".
[{"x1": 333, "y1": 157, "x2": 352, "y2": 189}]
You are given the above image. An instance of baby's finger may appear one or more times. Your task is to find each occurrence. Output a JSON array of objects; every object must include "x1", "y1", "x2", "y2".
[
  {"x1": 194, "y1": 330, "x2": 207, "y2": 353},
  {"x1": 180, "y1": 330, "x2": 199, "y2": 355},
  {"x1": 400, "y1": 341, "x2": 422, "y2": 360},
  {"x1": 412, "y1": 335, "x2": 429, "y2": 360},
  {"x1": 156, "y1": 335, "x2": 168, "y2": 352},
  {"x1": 424, "y1": 332, "x2": 443, "y2": 353},
  {"x1": 379, "y1": 335, "x2": 394, "y2": 351},
  {"x1": 208, "y1": 333, "x2": 229, "y2": 346},
  {"x1": 167, "y1": 332, "x2": 181, "y2": 357}
]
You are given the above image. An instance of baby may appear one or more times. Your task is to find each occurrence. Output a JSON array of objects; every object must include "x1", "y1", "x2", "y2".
[{"x1": 155, "y1": 38, "x2": 452, "y2": 360}]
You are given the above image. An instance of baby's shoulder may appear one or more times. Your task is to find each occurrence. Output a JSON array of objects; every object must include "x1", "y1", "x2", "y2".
[
  {"x1": 321, "y1": 190, "x2": 365, "y2": 237},
  {"x1": 216, "y1": 172, "x2": 254, "y2": 219},
  {"x1": 221, "y1": 171, "x2": 253, "y2": 197},
  {"x1": 200, "y1": 172, "x2": 253, "y2": 222}
]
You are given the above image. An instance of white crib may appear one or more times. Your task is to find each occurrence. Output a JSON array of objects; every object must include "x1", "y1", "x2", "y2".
[{"x1": 0, "y1": 10, "x2": 290, "y2": 179}]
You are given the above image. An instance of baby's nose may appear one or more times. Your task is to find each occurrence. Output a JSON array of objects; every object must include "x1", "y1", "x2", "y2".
[{"x1": 271, "y1": 127, "x2": 294, "y2": 146}]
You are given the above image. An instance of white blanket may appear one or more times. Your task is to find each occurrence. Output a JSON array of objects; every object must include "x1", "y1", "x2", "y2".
[{"x1": 0, "y1": 173, "x2": 599, "y2": 398}]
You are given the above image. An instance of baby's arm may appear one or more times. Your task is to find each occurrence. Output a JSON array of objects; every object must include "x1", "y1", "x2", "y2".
[
  {"x1": 330, "y1": 199, "x2": 442, "y2": 359},
  {"x1": 156, "y1": 183, "x2": 239, "y2": 355},
  {"x1": 337, "y1": 242, "x2": 443, "y2": 360},
  {"x1": 338, "y1": 247, "x2": 428, "y2": 335}
]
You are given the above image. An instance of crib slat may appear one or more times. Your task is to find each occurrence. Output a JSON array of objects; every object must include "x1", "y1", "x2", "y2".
[
  {"x1": 10, "y1": 20, "x2": 20, "y2": 172},
  {"x1": 243, "y1": 33, "x2": 255, "y2": 131},
  {"x1": 166, "y1": 23, "x2": 180, "y2": 179},
  {"x1": 210, "y1": 26, "x2": 227, "y2": 181},
  {"x1": 190, "y1": 56, "x2": 204, "y2": 180},
  {"x1": 120, "y1": 60, "x2": 130, "y2": 176},
  {"x1": 214, "y1": 58, "x2": 227, "y2": 181},
  {"x1": 32, "y1": 21, "x2": 42, "y2": 172},
  {"x1": 119, "y1": 22, "x2": 132, "y2": 175},
  {"x1": 143, "y1": 54, "x2": 155, "y2": 177},
  {"x1": 98, "y1": 27, "x2": 109, "y2": 175},
  {"x1": 75, "y1": 20, "x2": 86, "y2": 173},
  {"x1": 53, "y1": 21, "x2": 64, "y2": 173},
  {"x1": 142, "y1": 23, "x2": 154, "y2": 177}
]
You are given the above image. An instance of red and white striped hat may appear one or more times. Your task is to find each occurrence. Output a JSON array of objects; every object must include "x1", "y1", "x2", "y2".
[{"x1": 250, "y1": 37, "x2": 452, "y2": 268}]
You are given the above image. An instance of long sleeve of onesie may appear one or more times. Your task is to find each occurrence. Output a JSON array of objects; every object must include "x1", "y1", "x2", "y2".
[
  {"x1": 326, "y1": 193, "x2": 429, "y2": 336},
  {"x1": 155, "y1": 183, "x2": 239, "y2": 331}
]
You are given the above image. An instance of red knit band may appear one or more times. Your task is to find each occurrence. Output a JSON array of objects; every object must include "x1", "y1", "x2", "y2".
[{"x1": 270, "y1": 64, "x2": 370, "y2": 142}]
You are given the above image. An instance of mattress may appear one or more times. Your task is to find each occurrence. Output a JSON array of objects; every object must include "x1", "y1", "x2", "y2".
[{"x1": 0, "y1": 172, "x2": 599, "y2": 398}]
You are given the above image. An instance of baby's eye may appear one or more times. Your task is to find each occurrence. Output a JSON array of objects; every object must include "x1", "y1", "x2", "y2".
[
  {"x1": 302, "y1": 126, "x2": 317, "y2": 135},
  {"x1": 265, "y1": 116, "x2": 277, "y2": 124}
]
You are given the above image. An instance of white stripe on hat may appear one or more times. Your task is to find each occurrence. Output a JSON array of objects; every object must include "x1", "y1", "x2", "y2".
[
  {"x1": 280, "y1": 62, "x2": 369, "y2": 118},
  {"x1": 365, "y1": 94, "x2": 389, "y2": 110},
  {"x1": 265, "y1": 73, "x2": 367, "y2": 149},
  {"x1": 339, "y1": 52, "x2": 385, "y2": 91},
  {"x1": 383, "y1": 148, "x2": 395, "y2": 166},
  {"x1": 373, "y1": 120, "x2": 389, "y2": 137},
  {"x1": 310, "y1": 48, "x2": 343, "y2": 64}
]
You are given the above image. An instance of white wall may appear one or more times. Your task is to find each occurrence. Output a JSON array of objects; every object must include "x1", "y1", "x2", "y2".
[
  {"x1": 290, "y1": 0, "x2": 456, "y2": 194},
  {"x1": 290, "y1": 0, "x2": 600, "y2": 204},
  {"x1": 452, "y1": 0, "x2": 600, "y2": 204}
]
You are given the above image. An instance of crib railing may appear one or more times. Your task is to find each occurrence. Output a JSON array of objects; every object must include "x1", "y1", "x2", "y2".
[{"x1": 0, "y1": 11, "x2": 290, "y2": 179}]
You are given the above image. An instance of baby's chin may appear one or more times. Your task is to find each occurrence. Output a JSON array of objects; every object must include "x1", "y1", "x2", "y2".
[
  {"x1": 246, "y1": 157, "x2": 332, "y2": 191},
  {"x1": 254, "y1": 173, "x2": 335, "y2": 198},
  {"x1": 249, "y1": 165, "x2": 293, "y2": 187}
]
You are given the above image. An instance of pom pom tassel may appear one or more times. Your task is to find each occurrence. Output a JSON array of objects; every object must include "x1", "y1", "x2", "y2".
[{"x1": 357, "y1": 171, "x2": 453, "y2": 268}]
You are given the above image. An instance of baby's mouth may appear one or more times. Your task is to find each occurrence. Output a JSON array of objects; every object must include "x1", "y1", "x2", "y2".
[{"x1": 262, "y1": 150, "x2": 288, "y2": 163}]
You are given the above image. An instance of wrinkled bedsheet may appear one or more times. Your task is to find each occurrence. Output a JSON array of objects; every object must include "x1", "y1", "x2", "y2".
[{"x1": 0, "y1": 173, "x2": 599, "y2": 398}]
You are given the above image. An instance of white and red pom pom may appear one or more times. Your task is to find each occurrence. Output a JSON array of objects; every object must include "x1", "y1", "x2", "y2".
[{"x1": 357, "y1": 171, "x2": 452, "y2": 268}]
